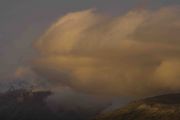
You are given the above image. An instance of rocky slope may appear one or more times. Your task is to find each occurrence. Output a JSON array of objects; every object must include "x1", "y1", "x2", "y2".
[{"x1": 94, "y1": 93, "x2": 180, "y2": 120}]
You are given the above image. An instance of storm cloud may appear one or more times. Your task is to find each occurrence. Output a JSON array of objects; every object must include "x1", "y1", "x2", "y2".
[{"x1": 33, "y1": 6, "x2": 180, "y2": 97}]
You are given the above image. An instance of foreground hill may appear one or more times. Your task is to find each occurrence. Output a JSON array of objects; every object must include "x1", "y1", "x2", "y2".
[{"x1": 94, "y1": 93, "x2": 180, "y2": 120}]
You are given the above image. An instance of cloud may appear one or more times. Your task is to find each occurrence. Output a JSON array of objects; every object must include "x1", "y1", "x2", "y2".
[{"x1": 32, "y1": 6, "x2": 180, "y2": 97}]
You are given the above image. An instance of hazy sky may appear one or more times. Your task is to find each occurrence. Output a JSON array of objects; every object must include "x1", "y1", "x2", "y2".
[
  {"x1": 0, "y1": 0, "x2": 180, "y2": 112},
  {"x1": 0, "y1": 0, "x2": 180, "y2": 93},
  {"x1": 0, "y1": 0, "x2": 179, "y2": 80}
]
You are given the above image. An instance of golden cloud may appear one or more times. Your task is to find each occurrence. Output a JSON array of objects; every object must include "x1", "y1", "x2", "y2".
[{"x1": 33, "y1": 6, "x2": 180, "y2": 96}]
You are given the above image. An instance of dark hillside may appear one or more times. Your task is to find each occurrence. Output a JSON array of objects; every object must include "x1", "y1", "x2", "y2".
[{"x1": 94, "y1": 93, "x2": 180, "y2": 120}]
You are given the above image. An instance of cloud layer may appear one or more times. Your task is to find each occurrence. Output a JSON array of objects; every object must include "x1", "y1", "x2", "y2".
[{"x1": 33, "y1": 6, "x2": 180, "y2": 96}]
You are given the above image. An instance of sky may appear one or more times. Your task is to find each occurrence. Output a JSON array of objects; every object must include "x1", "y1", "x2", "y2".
[
  {"x1": 0, "y1": 0, "x2": 179, "y2": 81},
  {"x1": 0, "y1": 0, "x2": 180, "y2": 111}
]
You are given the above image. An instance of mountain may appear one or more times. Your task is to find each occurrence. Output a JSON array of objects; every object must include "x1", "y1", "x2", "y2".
[
  {"x1": 94, "y1": 93, "x2": 180, "y2": 120},
  {"x1": 0, "y1": 89, "x2": 104, "y2": 120},
  {"x1": 0, "y1": 89, "x2": 59, "y2": 120},
  {"x1": 2, "y1": 89, "x2": 180, "y2": 120}
]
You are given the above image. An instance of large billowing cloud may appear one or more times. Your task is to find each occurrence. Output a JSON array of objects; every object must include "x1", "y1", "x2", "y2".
[{"x1": 33, "y1": 6, "x2": 180, "y2": 96}]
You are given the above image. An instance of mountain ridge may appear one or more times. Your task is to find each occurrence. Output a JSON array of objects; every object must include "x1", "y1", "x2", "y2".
[{"x1": 94, "y1": 93, "x2": 180, "y2": 120}]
